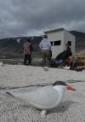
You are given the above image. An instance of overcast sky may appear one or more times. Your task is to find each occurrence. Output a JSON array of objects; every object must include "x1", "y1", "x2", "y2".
[{"x1": 0, "y1": 0, "x2": 85, "y2": 38}]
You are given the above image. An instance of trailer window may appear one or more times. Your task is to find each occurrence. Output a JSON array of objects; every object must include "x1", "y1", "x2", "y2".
[{"x1": 54, "y1": 40, "x2": 61, "y2": 46}]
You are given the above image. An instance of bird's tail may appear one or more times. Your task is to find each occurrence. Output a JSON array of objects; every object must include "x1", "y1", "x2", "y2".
[
  {"x1": 6, "y1": 91, "x2": 15, "y2": 97},
  {"x1": 6, "y1": 91, "x2": 28, "y2": 104}
]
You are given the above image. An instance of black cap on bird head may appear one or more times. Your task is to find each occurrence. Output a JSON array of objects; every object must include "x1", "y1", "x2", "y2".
[
  {"x1": 53, "y1": 81, "x2": 67, "y2": 86},
  {"x1": 53, "y1": 81, "x2": 76, "y2": 91}
]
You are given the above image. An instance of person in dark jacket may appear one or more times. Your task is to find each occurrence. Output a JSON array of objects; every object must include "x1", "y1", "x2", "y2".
[
  {"x1": 65, "y1": 42, "x2": 72, "y2": 59},
  {"x1": 51, "y1": 42, "x2": 72, "y2": 67}
]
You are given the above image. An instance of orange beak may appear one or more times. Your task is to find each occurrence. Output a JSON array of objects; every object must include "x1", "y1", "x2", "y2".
[{"x1": 67, "y1": 84, "x2": 76, "y2": 91}]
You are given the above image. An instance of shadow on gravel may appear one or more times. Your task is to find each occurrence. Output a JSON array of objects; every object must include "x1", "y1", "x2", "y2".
[{"x1": 48, "y1": 100, "x2": 77, "y2": 114}]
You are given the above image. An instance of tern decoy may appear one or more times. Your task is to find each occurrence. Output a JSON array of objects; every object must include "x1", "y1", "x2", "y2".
[{"x1": 6, "y1": 81, "x2": 75, "y2": 117}]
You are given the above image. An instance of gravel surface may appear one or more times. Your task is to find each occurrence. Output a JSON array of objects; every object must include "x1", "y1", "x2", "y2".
[{"x1": 0, "y1": 64, "x2": 85, "y2": 122}]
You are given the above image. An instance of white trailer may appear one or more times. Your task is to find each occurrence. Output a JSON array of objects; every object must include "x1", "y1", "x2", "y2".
[{"x1": 45, "y1": 28, "x2": 75, "y2": 58}]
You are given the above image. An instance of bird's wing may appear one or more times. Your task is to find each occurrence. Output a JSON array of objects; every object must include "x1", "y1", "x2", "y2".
[
  {"x1": 6, "y1": 86, "x2": 60, "y2": 109},
  {"x1": 27, "y1": 86, "x2": 60, "y2": 109}
]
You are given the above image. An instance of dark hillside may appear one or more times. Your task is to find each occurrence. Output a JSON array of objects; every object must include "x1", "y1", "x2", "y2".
[{"x1": 0, "y1": 36, "x2": 42, "y2": 59}]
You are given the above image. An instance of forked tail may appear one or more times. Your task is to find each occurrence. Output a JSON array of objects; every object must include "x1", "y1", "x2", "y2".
[{"x1": 6, "y1": 91, "x2": 15, "y2": 97}]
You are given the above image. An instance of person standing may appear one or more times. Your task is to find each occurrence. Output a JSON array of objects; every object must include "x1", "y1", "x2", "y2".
[
  {"x1": 39, "y1": 35, "x2": 52, "y2": 66},
  {"x1": 65, "y1": 42, "x2": 72, "y2": 59},
  {"x1": 23, "y1": 39, "x2": 33, "y2": 65}
]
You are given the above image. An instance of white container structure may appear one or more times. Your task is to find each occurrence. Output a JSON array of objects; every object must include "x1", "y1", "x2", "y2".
[{"x1": 45, "y1": 28, "x2": 75, "y2": 58}]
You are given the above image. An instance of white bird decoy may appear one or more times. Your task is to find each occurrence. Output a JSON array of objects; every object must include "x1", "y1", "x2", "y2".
[{"x1": 6, "y1": 81, "x2": 76, "y2": 117}]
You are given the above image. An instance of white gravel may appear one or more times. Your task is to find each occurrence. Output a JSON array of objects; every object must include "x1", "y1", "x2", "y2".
[{"x1": 0, "y1": 64, "x2": 85, "y2": 122}]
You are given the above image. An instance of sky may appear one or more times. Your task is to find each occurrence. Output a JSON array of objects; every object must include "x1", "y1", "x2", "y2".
[{"x1": 0, "y1": 0, "x2": 85, "y2": 38}]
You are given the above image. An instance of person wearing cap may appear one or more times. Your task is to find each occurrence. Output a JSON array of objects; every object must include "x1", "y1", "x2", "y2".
[
  {"x1": 23, "y1": 39, "x2": 33, "y2": 65},
  {"x1": 39, "y1": 35, "x2": 52, "y2": 66}
]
